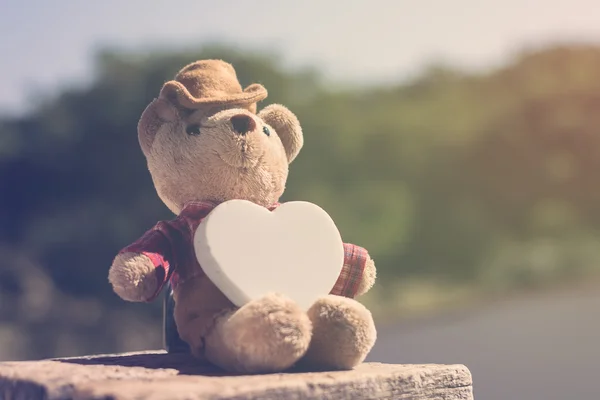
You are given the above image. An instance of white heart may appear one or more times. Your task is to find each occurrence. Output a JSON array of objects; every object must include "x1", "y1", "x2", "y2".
[{"x1": 193, "y1": 199, "x2": 345, "y2": 310}]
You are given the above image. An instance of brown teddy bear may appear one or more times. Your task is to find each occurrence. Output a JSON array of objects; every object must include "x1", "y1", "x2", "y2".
[{"x1": 108, "y1": 59, "x2": 378, "y2": 373}]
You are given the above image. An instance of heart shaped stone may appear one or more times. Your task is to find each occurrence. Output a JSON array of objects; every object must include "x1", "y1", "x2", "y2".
[{"x1": 193, "y1": 199, "x2": 345, "y2": 310}]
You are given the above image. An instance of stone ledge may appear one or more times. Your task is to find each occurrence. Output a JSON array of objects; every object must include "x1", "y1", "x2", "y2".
[{"x1": 0, "y1": 351, "x2": 473, "y2": 400}]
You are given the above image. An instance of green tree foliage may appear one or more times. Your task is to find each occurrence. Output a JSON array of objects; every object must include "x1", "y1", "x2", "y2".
[{"x1": 1, "y1": 44, "x2": 600, "y2": 359}]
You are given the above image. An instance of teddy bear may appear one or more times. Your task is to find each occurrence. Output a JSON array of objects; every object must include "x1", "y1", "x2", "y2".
[{"x1": 108, "y1": 59, "x2": 378, "y2": 374}]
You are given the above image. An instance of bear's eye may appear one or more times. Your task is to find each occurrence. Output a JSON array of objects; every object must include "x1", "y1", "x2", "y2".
[
  {"x1": 262, "y1": 126, "x2": 271, "y2": 137},
  {"x1": 186, "y1": 124, "x2": 201, "y2": 136}
]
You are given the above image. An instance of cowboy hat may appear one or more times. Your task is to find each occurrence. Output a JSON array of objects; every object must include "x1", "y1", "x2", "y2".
[{"x1": 159, "y1": 59, "x2": 268, "y2": 110}]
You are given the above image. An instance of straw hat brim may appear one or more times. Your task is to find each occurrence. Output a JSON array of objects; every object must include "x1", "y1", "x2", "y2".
[{"x1": 160, "y1": 81, "x2": 268, "y2": 109}]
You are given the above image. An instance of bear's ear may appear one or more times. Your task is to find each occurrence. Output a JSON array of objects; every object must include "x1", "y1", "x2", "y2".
[
  {"x1": 137, "y1": 98, "x2": 179, "y2": 156},
  {"x1": 258, "y1": 104, "x2": 304, "y2": 163}
]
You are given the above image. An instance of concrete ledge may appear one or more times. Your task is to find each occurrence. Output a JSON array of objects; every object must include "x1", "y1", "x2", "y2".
[{"x1": 0, "y1": 351, "x2": 473, "y2": 400}]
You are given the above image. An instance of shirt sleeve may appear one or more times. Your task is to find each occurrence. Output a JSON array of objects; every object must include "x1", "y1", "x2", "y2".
[
  {"x1": 119, "y1": 220, "x2": 179, "y2": 302},
  {"x1": 330, "y1": 243, "x2": 368, "y2": 298}
]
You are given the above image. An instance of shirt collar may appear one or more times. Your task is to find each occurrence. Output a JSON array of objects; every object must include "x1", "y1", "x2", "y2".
[{"x1": 181, "y1": 199, "x2": 281, "y2": 214}]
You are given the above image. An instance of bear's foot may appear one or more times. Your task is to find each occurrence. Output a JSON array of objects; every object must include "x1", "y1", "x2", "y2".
[
  {"x1": 298, "y1": 295, "x2": 377, "y2": 371},
  {"x1": 203, "y1": 292, "x2": 312, "y2": 374}
]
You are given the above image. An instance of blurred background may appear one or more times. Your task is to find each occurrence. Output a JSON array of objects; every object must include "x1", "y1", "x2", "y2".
[{"x1": 1, "y1": 0, "x2": 600, "y2": 399}]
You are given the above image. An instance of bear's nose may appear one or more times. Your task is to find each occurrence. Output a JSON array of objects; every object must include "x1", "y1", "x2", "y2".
[{"x1": 230, "y1": 114, "x2": 256, "y2": 135}]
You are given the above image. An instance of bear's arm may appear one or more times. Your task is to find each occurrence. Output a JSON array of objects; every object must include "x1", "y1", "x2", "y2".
[
  {"x1": 330, "y1": 243, "x2": 377, "y2": 298},
  {"x1": 109, "y1": 221, "x2": 177, "y2": 302}
]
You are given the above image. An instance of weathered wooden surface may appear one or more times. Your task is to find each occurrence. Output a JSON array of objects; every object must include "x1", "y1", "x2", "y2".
[{"x1": 0, "y1": 350, "x2": 473, "y2": 400}]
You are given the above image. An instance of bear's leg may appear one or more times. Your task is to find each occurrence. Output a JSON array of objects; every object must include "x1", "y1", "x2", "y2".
[
  {"x1": 203, "y1": 292, "x2": 312, "y2": 373},
  {"x1": 298, "y1": 295, "x2": 377, "y2": 370},
  {"x1": 173, "y1": 275, "x2": 237, "y2": 362}
]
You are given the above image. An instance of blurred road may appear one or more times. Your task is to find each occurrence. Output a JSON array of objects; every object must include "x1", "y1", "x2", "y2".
[{"x1": 367, "y1": 285, "x2": 600, "y2": 400}]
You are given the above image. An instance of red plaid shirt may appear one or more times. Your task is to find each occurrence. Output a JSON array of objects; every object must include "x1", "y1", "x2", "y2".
[{"x1": 120, "y1": 201, "x2": 368, "y2": 302}]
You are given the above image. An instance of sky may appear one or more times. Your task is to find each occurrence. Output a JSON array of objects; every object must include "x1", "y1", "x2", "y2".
[{"x1": 1, "y1": 0, "x2": 600, "y2": 114}]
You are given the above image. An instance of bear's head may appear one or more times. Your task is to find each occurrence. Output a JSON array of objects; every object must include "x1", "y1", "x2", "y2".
[{"x1": 137, "y1": 60, "x2": 303, "y2": 214}]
